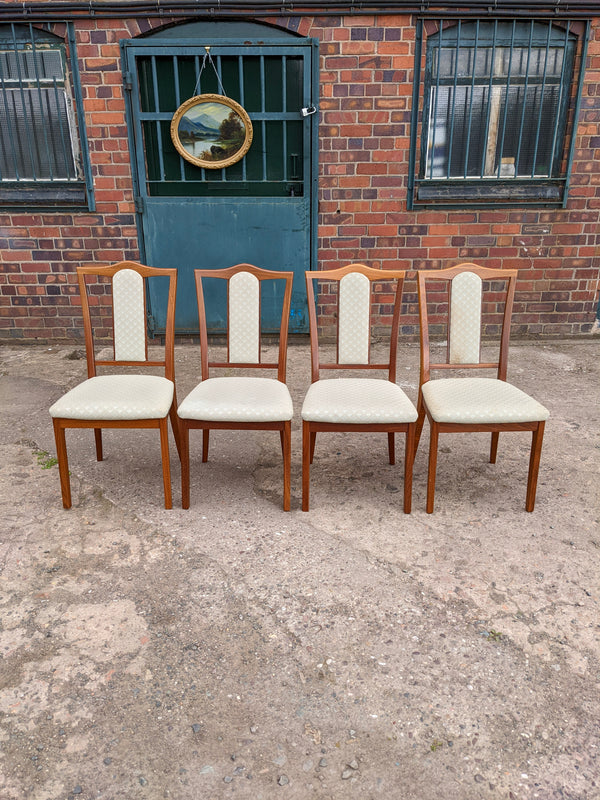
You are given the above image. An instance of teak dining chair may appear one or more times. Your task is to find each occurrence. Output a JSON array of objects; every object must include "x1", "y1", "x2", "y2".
[
  {"x1": 301, "y1": 264, "x2": 418, "y2": 512},
  {"x1": 415, "y1": 263, "x2": 549, "y2": 513},
  {"x1": 49, "y1": 261, "x2": 180, "y2": 509},
  {"x1": 177, "y1": 264, "x2": 294, "y2": 511}
]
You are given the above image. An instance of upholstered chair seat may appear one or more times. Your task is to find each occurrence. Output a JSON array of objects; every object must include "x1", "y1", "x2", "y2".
[
  {"x1": 421, "y1": 377, "x2": 549, "y2": 424},
  {"x1": 178, "y1": 376, "x2": 292, "y2": 422},
  {"x1": 302, "y1": 378, "x2": 418, "y2": 425},
  {"x1": 50, "y1": 375, "x2": 175, "y2": 421}
]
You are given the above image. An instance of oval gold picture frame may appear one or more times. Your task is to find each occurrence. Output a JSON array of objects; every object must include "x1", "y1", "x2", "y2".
[{"x1": 170, "y1": 94, "x2": 253, "y2": 170}]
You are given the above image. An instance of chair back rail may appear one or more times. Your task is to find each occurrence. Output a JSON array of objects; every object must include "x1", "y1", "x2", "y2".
[
  {"x1": 194, "y1": 263, "x2": 293, "y2": 383},
  {"x1": 77, "y1": 261, "x2": 177, "y2": 380},
  {"x1": 417, "y1": 263, "x2": 517, "y2": 386},
  {"x1": 305, "y1": 263, "x2": 406, "y2": 384}
]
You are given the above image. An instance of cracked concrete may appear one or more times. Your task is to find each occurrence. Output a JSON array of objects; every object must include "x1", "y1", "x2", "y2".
[{"x1": 0, "y1": 339, "x2": 598, "y2": 799}]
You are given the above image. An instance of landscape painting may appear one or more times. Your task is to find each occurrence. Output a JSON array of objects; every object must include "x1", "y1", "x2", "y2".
[{"x1": 171, "y1": 94, "x2": 253, "y2": 169}]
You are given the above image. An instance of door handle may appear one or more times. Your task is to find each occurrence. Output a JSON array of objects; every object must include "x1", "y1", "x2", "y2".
[{"x1": 290, "y1": 154, "x2": 300, "y2": 180}]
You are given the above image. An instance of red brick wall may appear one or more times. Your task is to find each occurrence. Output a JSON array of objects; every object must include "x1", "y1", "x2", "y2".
[
  {"x1": 0, "y1": 19, "x2": 146, "y2": 342},
  {"x1": 303, "y1": 13, "x2": 600, "y2": 338},
  {"x1": 0, "y1": 13, "x2": 598, "y2": 342}
]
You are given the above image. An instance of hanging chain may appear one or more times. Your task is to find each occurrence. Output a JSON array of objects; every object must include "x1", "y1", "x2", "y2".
[{"x1": 193, "y1": 46, "x2": 227, "y2": 97}]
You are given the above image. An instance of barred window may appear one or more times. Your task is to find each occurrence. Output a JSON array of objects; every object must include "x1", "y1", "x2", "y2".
[
  {"x1": 0, "y1": 24, "x2": 92, "y2": 207},
  {"x1": 409, "y1": 19, "x2": 587, "y2": 208}
]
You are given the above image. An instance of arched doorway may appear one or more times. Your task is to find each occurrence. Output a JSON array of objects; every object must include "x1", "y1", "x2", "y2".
[{"x1": 122, "y1": 20, "x2": 318, "y2": 333}]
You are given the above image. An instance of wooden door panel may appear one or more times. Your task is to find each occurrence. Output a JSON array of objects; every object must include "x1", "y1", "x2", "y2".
[
  {"x1": 124, "y1": 39, "x2": 316, "y2": 333},
  {"x1": 143, "y1": 196, "x2": 309, "y2": 333}
]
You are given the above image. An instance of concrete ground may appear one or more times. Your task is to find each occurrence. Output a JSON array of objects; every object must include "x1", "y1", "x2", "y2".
[{"x1": 0, "y1": 338, "x2": 598, "y2": 800}]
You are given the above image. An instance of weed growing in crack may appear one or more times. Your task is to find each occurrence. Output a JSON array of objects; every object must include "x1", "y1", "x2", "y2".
[{"x1": 35, "y1": 450, "x2": 58, "y2": 469}]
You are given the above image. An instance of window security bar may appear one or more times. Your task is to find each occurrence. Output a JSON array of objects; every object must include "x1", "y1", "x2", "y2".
[
  {"x1": 424, "y1": 19, "x2": 575, "y2": 182},
  {"x1": 409, "y1": 16, "x2": 587, "y2": 208},
  {"x1": 136, "y1": 50, "x2": 305, "y2": 197},
  {"x1": 0, "y1": 23, "x2": 78, "y2": 183}
]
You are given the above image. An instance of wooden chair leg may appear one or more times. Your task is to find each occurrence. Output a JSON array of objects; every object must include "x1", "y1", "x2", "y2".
[
  {"x1": 180, "y1": 423, "x2": 190, "y2": 510},
  {"x1": 309, "y1": 430, "x2": 316, "y2": 464},
  {"x1": 53, "y1": 418, "x2": 72, "y2": 509},
  {"x1": 302, "y1": 421, "x2": 311, "y2": 512},
  {"x1": 526, "y1": 421, "x2": 545, "y2": 512},
  {"x1": 414, "y1": 397, "x2": 426, "y2": 456},
  {"x1": 169, "y1": 399, "x2": 182, "y2": 461},
  {"x1": 403, "y1": 423, "x2": 415, "y2": 514},
  {"x1": 490, "y1": 431, "x2": 499, "y2": 464},
  {"x1": 159, "y1": 417, "x2": 172, "y2": 510},
  {"x1": 282, "y1": 421, "x2": 291, "y2": 511},
  {"x1": 202, "y1": 428, "x2": 210, "y2": 462},
  {"x1": 94, "y1": 428, "x2": 103, "y2": 461},
  {"x1": 426, "y1": 422, "x2": 439, "y2": 514},
  {"x1": 388, "y1": 432, "x2": 396, "y2": 465}
]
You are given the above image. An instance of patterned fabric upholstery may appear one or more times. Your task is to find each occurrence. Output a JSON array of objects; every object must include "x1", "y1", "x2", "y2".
[
  {"x1": 178, "y1": 376, "x2": 293, "y2": 422},
  {"x1": 301, "y1": 378, "x2": 418, "y2": 424},
  {"x1": 449, "y1": 271, "x2": 482, "y2": 364},
  {"x1": 49, "y1": 375, "x2": 174, "y2": 420},
  {"x1": 339, "y1": 272, "x2": 370, "y2": 364},
  {"x1": 113, "y1": 269, "x2": 146, "y2": 362},
  {"x1": 229, "y1": 271, "x2": 260, "y2": 363},
  {"x1": 422, "y1": 378, "x2": 549, "y2": 423}
]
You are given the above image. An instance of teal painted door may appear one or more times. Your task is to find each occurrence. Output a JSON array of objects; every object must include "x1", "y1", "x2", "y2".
[{"x1": 122, "y1": 34, "x2": 318, "y2": 334}]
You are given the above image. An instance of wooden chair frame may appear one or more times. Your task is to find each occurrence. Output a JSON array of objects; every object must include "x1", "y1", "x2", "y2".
[
  {"x1": 179, "y1": 263, "x2": 294, "y2": 511},
  {"x1": 51, "y1": 261, "x2": 180, "y2": 509},
  {"x1": 415, "y1": 263, "x2": 546, "y2": 513},
  {"x1": 302, "y1": 264, "x2": 416, "y2": 513}
]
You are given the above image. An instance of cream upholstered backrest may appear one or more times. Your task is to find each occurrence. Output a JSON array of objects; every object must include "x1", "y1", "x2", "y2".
[
  {"x1": 229, "y1": 270, "x2": 260, "y2": 363},
  {"x1": 113, "y1": 268, "x2": 146, "y2": 361},
  {"x1": 338, "y1": 271, "x2": 370, "y2": 364},
  {"x1": 449, "y1": 271, "x2": 482, "y2": 364}
]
